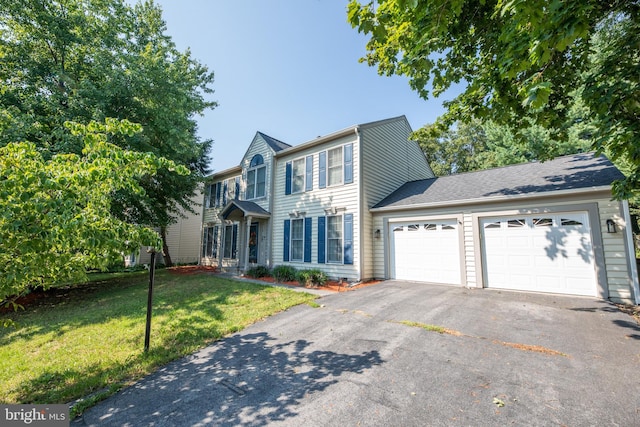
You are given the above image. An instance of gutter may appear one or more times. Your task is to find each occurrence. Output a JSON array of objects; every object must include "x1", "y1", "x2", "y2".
[
  {"x1": 370, "y1": 185, "x2": 615, "y2": 213},
  {"x1": 274, "y1": 126, "x2": 357, "y2": 158}
]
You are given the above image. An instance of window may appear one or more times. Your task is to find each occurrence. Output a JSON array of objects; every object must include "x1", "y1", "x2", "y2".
[
  {"x1": 202, "y1": 226, "x2": 218, "y2": 258},
  {"x1": 533, "y1": 218, "x2": 553, "y2": 227},
  {"x1": 408, "y1": 224, "x2": 420, "y2": 231},
  {"x1": 561, "y1": 218, "x2": 583, "y2": 226},
  {"x1": 508, "y1": 219, "x2": 526, "y2": 228},
  {"x1": 319, "y1": 143, "x2": 353, "y2": 188},
  {"x1": 484, "y1": 221, "x2": 501, "y2": 229},
  {"x1": 327, "y1": 147, "x2": 343, "y2": 186},
  {"x1": 286, "y1": 155, "x2": 314, "y2": 195},
  {"x1": 290, "y1": 218, "x2": 304, "y2": 261},
  {"x1": 246, "y1": 155, "x2": 266, "y2": 200},
  {"x1": 206, "y1": 182, "x2": 221, "y2": 208},
  {"x1": 292, "y1": 158, "x2": 305, "y2": 193},
  {"x1": 327, "y1": 215, "x2": 343, "y2": 263},
  {"x1": 424, "y1": 223, "x2": 437, "y2": 231},
  {"x1": 223, "y1": 224, "x2": 238, "y2": 259},
  {"x1": 393, "y1": 226, "x2": 404, "y2": 232},
  {"x1": 442, "y1": 224, "x2": 456, "y2": 230}
]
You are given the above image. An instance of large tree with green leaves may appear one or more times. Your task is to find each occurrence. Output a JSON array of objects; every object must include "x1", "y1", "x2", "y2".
[
  {"x1": 348, "y1": 0, "x2": 639, "y2": 198},
  {"x1": 0, "y1": 0, "x2": 216, "y2": 264},
  {"x1": 0, "y1": 119, "x2": 186, "y2": 305}
]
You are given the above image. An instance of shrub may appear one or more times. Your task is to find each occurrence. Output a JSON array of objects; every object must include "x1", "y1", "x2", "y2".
[
  {"x1": 272, "y1": 265, "x2": 298, "y2": 282},
  {"x1": 245, "y1": 266, "x2": 271, "y2": 278},
  {"x1": 297, "y1": 269, "x2": 328, "y2": 288}
]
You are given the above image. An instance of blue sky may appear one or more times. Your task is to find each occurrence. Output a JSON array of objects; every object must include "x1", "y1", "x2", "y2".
[{"x1": 152, "y1": 0, "x2": 458, "y2": 172}]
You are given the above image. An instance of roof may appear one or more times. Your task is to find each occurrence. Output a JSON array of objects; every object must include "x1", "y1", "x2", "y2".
[
  {"x1": 220, "y1": 200, "x2": 271, "y2": 220},
  {"x1": 373, "y1": 153, "x2": 624, "y2": 210},
  {"x1": 257, "y1": 132, "x2": 291, "y2": 152}
]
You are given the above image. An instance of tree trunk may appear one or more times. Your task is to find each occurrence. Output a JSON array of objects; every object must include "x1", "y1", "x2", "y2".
[{"x1": 160, "y1": 226, "x2": 173, "y2": 267}]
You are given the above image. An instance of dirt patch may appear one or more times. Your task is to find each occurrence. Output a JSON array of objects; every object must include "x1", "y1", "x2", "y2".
[
  {"x1": 616, "y1": 303, "x2": 640, "y2": 324},
  {"x1": 493, "y1": 340, "x2": 567, "y2": 357}
]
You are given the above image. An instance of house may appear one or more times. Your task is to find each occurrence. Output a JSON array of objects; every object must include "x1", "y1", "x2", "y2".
[
  {"x1": 130, "y1": 188, "x2": 204, "y2": 267},
  {"x1": 201, "y1": 116, "x2": 639, "y2": 304}
]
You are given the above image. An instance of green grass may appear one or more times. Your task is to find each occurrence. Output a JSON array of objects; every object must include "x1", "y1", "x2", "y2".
[{"x1": 0, "y1": 271, "x2": 316, "y2": 414}]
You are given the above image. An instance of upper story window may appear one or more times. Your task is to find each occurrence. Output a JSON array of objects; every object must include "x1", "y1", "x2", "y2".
[
  {"x1": 286, "y1": 155, "x2": 313, "y2": 195},
  {"x1": 319, "y1": 143, "x2": 353, "y2": 189},
  {"x1": 246, "y1": 154, "x2": 266, "y2": 200},
  {"x1": 206, "y1": 176, "x2": 240, "y2": 208}
]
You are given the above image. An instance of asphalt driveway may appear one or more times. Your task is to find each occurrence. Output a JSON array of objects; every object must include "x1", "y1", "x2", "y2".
[{"x1": 74, "y1": 281, "x2": 640, "y2": 426}]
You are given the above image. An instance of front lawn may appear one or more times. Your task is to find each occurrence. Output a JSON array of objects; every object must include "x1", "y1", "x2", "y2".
[{"x1": 0, "y1": 271, "x2": 316, "y2": 414}]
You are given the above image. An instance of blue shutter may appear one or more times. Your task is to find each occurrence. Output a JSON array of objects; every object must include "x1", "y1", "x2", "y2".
[
  {"x1": 231, "y1": 224, "x2": 238, "y2": 258},
  {"x1": 216, "y1": 182, "x2": 222, "y2": 207},
  {"x1": 283, "y1": 220, "x2": 291, "y2": 262},
  {"x1": 317, "y1": 216, "x2": 326, "y2": 264},
  {"x1": 222, "y1": 181, "x2": 228, "y2": 205},
  {"x1": 304, "y1": 217, "x2": 312, "y2": 263},
  {"x1": 319, "y1": 151, "x2": 326, "y2": 189},
  {"x1": 344, "y1": 143, "x2": 353, "y2": 184},
  {"x1": 285, "y1": 161, "x2": 292, "y2": 195},
  {"x1": 235, "y1": 177, "x2": 240, "y2": 199},
  {"x1": 305, "y1": 155, "x2": 313, "y2": 191},
  {"x1": 344, "y1": 213, "x2": 353, "y2": 265}
]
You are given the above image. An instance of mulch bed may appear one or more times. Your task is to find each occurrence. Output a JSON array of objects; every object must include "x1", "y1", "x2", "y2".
[
  {"x1": 247, "y1": 276, "x2": 381, "y2": 292},
  {"x1": 166, "y1": 265, "x2": 218, "y2": 275}
]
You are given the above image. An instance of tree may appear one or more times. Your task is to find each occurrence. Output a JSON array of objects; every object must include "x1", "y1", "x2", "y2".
[
  {"x1": 0, "y1": 0, "x2": 216, "y2": 264},
  {"x1": 413, "y1": 117, "x2": 591, "y2": 176},
  {"x1": 0, "y1": 118, "x2": 187, "y2": 305},
  {"x1": 348, "y1": 0, "x2": 640, "y2": 198}
]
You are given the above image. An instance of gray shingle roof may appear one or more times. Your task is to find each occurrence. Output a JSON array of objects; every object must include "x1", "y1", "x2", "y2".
[
  {"x1": 373, "y1": 153, "x2": 624, "y2": 210},
  {"x1": 221, "y1": 200, "x2": 271, "y2": 219},
  {"x1": 257, "y1": 132, "x2": 291, "y2": 152}
]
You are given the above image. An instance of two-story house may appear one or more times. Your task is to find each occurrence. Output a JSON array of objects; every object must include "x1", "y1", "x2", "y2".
[
  {"x1": 201, "y1": 116, "x2": 432, "y2": 281},
  {"x1": 201, "y1": 115, "x2": 640, "y2": 305}
]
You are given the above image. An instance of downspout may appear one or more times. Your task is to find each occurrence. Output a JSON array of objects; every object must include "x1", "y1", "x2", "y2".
[
  {"x1": 198, "y1": 184, "x2": 207, "y2": 266},
  {"x1": 622, "y1": 200, "x2": 640, "y2": 304},
  {"x1": 268, "y1": 154, "x2": 276, "y2": 267},
  {"x1": 356, "y1": 126, "x2": 364, "y2": 281}
]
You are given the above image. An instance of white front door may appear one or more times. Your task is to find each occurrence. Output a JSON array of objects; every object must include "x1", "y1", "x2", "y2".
[
  {"x1": 481, "y1": 212, "x2": 597, "y2": 296},
  {"x1": 389, "y1": 219, "x2": 462, "y2": 285}
]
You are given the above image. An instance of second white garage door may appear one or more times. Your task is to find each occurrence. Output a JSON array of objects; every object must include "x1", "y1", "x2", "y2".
[
  {"x1": 481, "y1": 212, "x2": 597, "y2": 296},
  {"x1": 389, "y1": 219, "x2": 462, "y2": 284}
]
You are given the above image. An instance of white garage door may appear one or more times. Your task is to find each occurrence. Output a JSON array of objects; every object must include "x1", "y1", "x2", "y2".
[
  {"x1": 481, "y1": 212, "x2": 597, "y2": 296},
  {"x1": 390, "y1": 219, "x2": 462, "y2": 284}
]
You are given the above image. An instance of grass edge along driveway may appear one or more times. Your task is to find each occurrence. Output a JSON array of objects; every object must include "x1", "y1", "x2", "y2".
[{"x1": 0, "y1": 271, "x2": 317, "y2": 416}]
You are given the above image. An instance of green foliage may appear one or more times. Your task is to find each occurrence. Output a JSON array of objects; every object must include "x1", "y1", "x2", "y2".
[
  {"x1": 297, "y1": 269, "x2": 328, "y2": 288},
  {"x1": 0, "y1": 119, "x2": 184, "y2": 302},
  {"x1": 348, "y1": 0, "x2": 640, "y2": 198},
  {"x1": 0, "y1": 0, "x2": 217, "y2": 264},
  {"x1": 413, "y1": 116, "x2": 591, "y2": 176},
  {"x1": 272, "y1": 265, "x2": 298, "y2": 283},
  {"x1": 245, "y1": 266, "x2": 272, "y2": 279},
  {"x1": 0, "y1": 272, "x2": 316, "y2": 408}
]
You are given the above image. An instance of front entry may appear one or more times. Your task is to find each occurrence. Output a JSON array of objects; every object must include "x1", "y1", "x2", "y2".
[{"x1": 249, "y1": 223, "x2": 259, "y2": 264}]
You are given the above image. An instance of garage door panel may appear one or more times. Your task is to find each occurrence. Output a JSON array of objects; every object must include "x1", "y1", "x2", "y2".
[
  {"x1": 391, "y1": 219, "x2": 462, "y2": 285},
  {"x1": 481, "y1": 212, "x2": 596, "y2": 296}
]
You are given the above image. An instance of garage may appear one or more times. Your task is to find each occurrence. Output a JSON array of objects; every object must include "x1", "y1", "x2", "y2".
[
  {"x1": 481, "y1": 212, "x2": 597, "y2": 296},
  {"x1": 389, "y1": 219, "x2": 462, "y2": 284}
]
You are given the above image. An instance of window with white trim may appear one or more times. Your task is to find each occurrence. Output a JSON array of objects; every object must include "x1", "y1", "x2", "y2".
[
  {"x1": 223, "y1": 224, "x2": 237, "y2": 259},
  {"x1": 290, "y1": 218, "x2": 304, "y2": 261},
  {"x1": 327, "y1": 147, "x2": 343, "y2": 186},
  {"x1": 327, "y1": 215, "x2": 343, "y2": 263},
  {"x1": 292, "y1": 158, "x2": 305, "y2": 194},
  {"x1": 246, "y1": 155, "x2": 266, "y2": 199}
]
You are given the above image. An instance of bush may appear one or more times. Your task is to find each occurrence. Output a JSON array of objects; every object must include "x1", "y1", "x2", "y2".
[
  {"x1": 245, "y1": 266, "x2": 271, "y2": 278},
  {"x1": 297, "y1": 269, "x2": 328, "y2": 288},
  {"x1": 272, "y1": 265, "x2": 298, "y2": 282}
]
